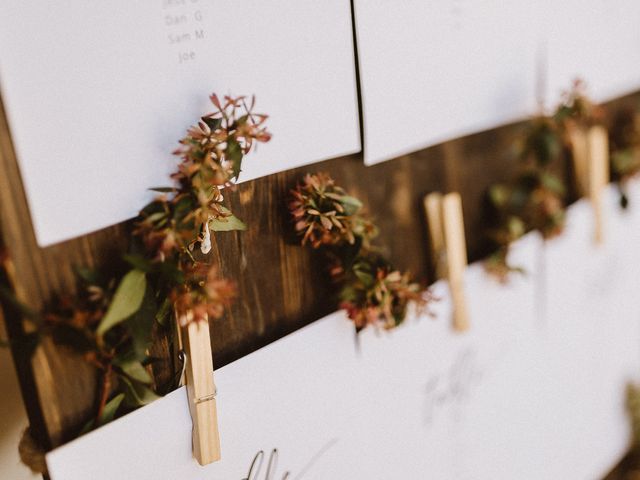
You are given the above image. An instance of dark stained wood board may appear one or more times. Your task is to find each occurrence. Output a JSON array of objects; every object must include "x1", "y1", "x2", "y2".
[{"x1": 1, "y1": 90, "x2": 639, "y2": 454}]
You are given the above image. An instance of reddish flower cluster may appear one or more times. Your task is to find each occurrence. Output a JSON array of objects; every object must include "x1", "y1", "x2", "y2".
[
  {"x1": 289, "y1": 173, "x2": 376, "y2": 248},
  {"x1": 340, "y1": 262, "x2": 431, "y2": 332},
  {"x1": 171, "y1": 264, "x2": 236, "y2": 325},
  {"x1": 136, "y1": 95, "x2": 271, "y2": 261},
  {"x1": 290, "y1": 172, "x2": 430, "y2": 332},
  {"x1": 136, "y1": 94, "x2": 271, "y2": 324}
]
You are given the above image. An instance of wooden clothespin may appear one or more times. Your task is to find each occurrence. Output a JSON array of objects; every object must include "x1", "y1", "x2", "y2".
[
  {"x1": 424, "y1": 192, "x2": 469, "y2": 332},
  {"x1": 586, "y1": 126, "x2": 609, "y2": 245},
  {"x1": 568, "y1": 126, "x2": 609, "y2": 244},
  {"x1": 177, "y1": 312, "x2": 221, "y2": 465},
  {"x1": 568, "y1": 127, "x2": 589, "y2": 197}
]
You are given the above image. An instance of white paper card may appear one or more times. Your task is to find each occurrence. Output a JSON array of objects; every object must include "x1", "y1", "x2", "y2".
[
  {"x1": 0, "y1": 0, "x2": 360, "y2": 246},
  {"x1": 542, "y1": 1, "x2": 640, "y2": 106},
  {"x1": 353, "y1": 0, "x2": 538, "y2": 165},
  {"x1": 45, "y1": 185, "x2": 640, "y2": 479}
]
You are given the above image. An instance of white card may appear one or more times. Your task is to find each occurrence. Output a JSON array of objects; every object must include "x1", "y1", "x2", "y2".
[
  {"x1": 0, "y1": 0, "x2": 360, "y2": 246},
  {"x1": 540, "y1": 184, "x2": 640, "y2": 479},
  {"x1": 542, "y1": 1, "x2": 640, "y2": 106},
  {"x1": 353, "y1": 0, "x2": 538, "y2": 165}
]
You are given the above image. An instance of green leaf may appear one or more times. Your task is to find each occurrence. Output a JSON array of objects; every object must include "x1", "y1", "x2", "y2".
[
  {"x1": 325, "y1": 193, "x2": 363, "y2": 215},
  {"x1": 80, "y1": 393, "x2": 125, "y2": 434},
  {"x1": 155, "y1": 298, "x2": 172, "y2": 326},
  {"x1": 540, "y1": 172, "x2": 565, "y2": 196},
  {"x1": 159, "y1": 261, "x2": 184, "y2": 286},
  {"x1": 353, "y1": 268, "x2": 374, "y2": 287},
  {"x1": 120, "y1": 375, "x2": 160, "y2": 407},
  {"x1": 202, "y1": 116, "x2": 222, "y2": 131},
  {"x1": 116, "y1": 358, "x2": 152, "y2": 384},
  {"x1": 97, "y1": 270, "x2": 147, "y2": 336},
  {"x1": 148, "y1": 187, "x2": 176, "y2": 193},
  {"x1": 507, "y1": 216, "x2": 526, "y2": 239},
  {"x1": 339, "y1": 195, "x2": 363, "y2": 208},
  {"x1": 74, "y1": 266, "x2": 102, "y2": 286},
  {"x1": 122, "y1": 254, "x2": 153, "y2": 273},
  {"x1": 488, "y1": 185, "x2": 509, "y2": 208},
  {"x1": 209, "y1": 215, "x2": 247, "y2": 232},
  {"x1": 126, "y1": 284, "x2": 157, "y2": 360},
  {"x1": 100, "y1": 393, "x2": 125, "y2": 426},
  {"x1": 173, "y1": 195, "x2": 195, "y2": 226},
  {"x1": 226, "y1": 138, "x2": 243, "y2": 179}
]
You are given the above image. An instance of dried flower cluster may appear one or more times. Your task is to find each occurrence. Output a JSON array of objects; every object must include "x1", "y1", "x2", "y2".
[
  {"x1": 25, "y1": 94, "x2": 270, "y2": 435},
  {"x1": 554, "y1": 79, "x2": 605, "y2": 130},
  {"x1": 289, "y1": 173, "x2": 377, "y2": 248},
  {"x1": 290, "y1": 173, "x2": 431, "y2": 332},
  {"x1": 485, "y1": 94, "x2": 572, "y2": 280},
  {"x1": 485, "y1": 80, "x2": 640, "y2": 280},
  {"x1": 136, "y1": 94, "x2": 270, "y2": 322}
]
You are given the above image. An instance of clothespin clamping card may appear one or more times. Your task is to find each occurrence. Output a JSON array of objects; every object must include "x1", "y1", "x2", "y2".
[
  {"x1": 177, "y1": 312, "x2": 221, "y2": 465},
  {"x1": 424, "y1": 192, "x2": 469, "y2": 332},
  {"x1": 569, "y1": 125, "x2": 609, "y2": 244}
]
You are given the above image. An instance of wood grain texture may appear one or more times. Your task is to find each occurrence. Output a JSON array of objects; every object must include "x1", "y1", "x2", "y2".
[{"x1": 1, "y1": 90, "x2": 639, "y2": 456}]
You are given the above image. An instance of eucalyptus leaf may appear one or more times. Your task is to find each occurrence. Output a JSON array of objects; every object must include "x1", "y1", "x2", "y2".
[
  {"x1": 80, "y1": 393, "x2": 125, "y2": 434},
  {"x1": 155, "y1": 298, "x2": 172, "y2": 326},
  {"x1": 209, "y1": 207, "x2": 247, "y2": 232},
  {"x1": 353, "y1": 268, "x2": 374, "y2": 286},
  {"x1": 74, "y1": 266, "x2": 102, "y2": 286},
  {"x1": 120, "y1": 375, "x2": 160, "y2": 407},
  {"x1": 202, "y1": 116, "x2": 222, "y2": 131},
  {"x1": 227, "y1": 138, "x2": 243, "y2": 179},
  {"x1": 116, "y1": 359, "x2": 152, "y2": 384},
  {"x1": 148, "y1": 187, "x2": 175, "y2": 193},
  {"x1": 339, "y1": 195, "x2": 363, "y2": 209},
  {"x1": 126, "y1": 284, "x2": 156, "y2": 360},
  {"x1": 97, "y1": 270, "x2": 147, "y2": 336},
  {"x1": 488, "y1": 185, "x2": 509, "y2": 208},
  {"x1": 541, "y1": 172, "x2": 565, "y2": 196},
  {"x1": 122, "y1": 254, "x2": 153, "y2": 273},
  {"x1": 99, "y1": 393, "x2": 125, "y2": 426},
  {"x1": 173, "y1": 196, "x2": 195, "y2": 226}
]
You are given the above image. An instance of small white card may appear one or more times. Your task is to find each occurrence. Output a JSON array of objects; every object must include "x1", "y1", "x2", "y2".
[
  {"x1": 353, "y1": 0, "x2": 538, "y2": 165},
  {"x1": 542, "y1": 1, "x2": 640, "y2": 105},
  {"x1": 0, "y1": 0, "x2": 360, "y2": 246}
]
